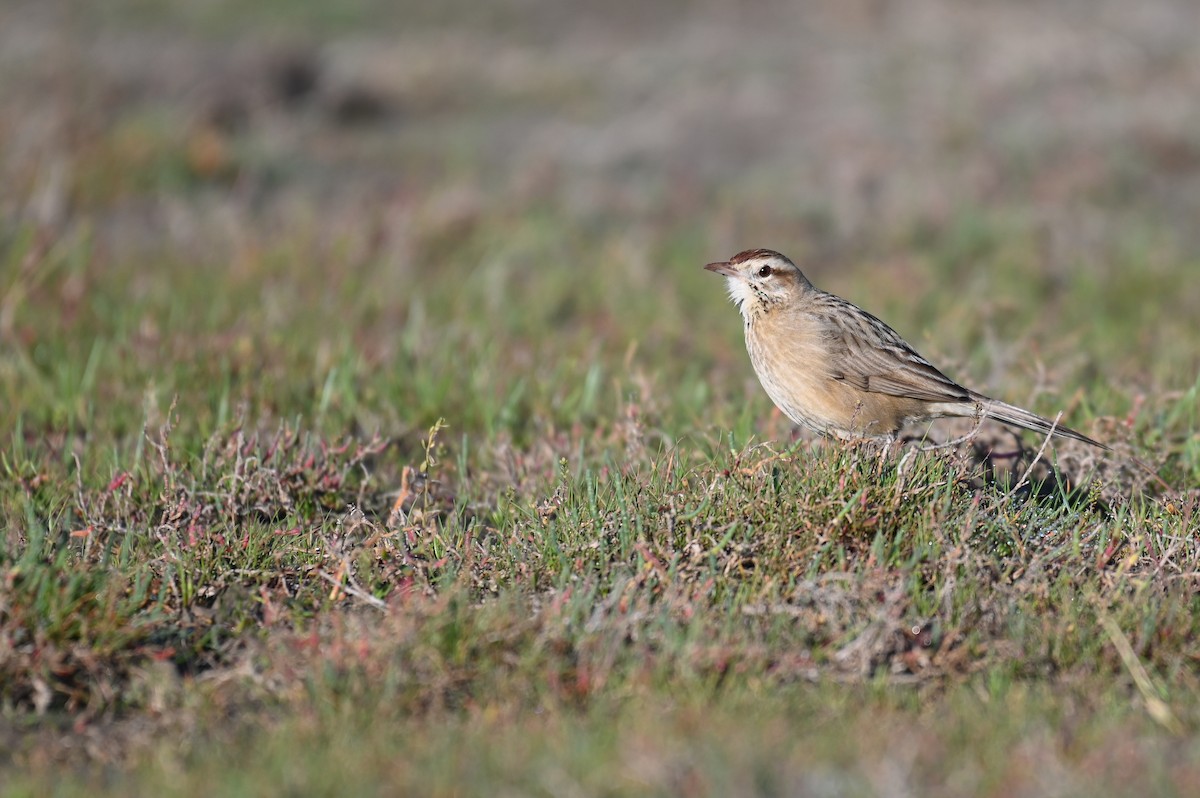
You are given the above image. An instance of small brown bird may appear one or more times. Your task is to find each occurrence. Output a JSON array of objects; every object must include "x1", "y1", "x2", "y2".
[{"x1": 705, "y1": 248, "x2": 1108, "y2": 450}]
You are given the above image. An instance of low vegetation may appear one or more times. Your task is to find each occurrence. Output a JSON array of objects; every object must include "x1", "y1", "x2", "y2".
[{"x1": 2, "y1": 1, "x2": 1198, "y2": 794}]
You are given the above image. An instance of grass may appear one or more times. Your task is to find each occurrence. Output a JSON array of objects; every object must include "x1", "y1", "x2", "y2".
[{"x1": 2, "y1": 1, "x2": 1200, "y2": 795}]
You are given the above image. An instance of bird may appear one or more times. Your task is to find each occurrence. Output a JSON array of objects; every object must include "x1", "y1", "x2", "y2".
[{"x1": 704, "y1": 248, "x2": 1109, "y2": 451}]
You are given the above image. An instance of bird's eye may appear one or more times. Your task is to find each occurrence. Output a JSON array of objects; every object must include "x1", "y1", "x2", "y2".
[{"x1": 757, "y1": 265, "x2": 772, "y2": 278}]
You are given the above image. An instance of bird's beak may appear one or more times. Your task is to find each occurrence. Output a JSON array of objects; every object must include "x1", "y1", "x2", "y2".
[{"x1": 704, "y1": 261, "x2": 738, "y2": 278}]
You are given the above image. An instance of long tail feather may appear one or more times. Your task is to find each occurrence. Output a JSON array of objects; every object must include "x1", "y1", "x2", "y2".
[
  {"x1": 974, "y1": 396, "x2": 1178, "y2": 490},
  {"x1": 973, "y1": 396, "x2": 1111, "y2": 451},
  {"x1": 933, "y1": 393, "x2": 1175, "y2": 491}
]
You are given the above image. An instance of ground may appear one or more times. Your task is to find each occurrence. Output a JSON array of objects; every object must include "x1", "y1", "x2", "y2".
[{"x1": 1, "y1": 1, "x2": 1199, "y2": 795}]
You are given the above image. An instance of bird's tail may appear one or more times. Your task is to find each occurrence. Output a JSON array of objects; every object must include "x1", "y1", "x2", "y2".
[
  {"x1": 931, "y1": 394, "x2": 1176, "y2": 490},
  {"x1": 970, "y1": 395, "x2": 1110, "y2": 451}
]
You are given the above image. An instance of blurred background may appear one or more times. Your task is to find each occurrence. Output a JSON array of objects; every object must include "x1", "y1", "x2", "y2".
[{"x1": 2, "y1": 0, "x2": 1198, "y2": 440}]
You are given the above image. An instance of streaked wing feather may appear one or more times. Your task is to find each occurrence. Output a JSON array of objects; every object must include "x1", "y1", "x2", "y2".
[{"x1": 817, "y1": 295, "x2": 970, "y2": 403}]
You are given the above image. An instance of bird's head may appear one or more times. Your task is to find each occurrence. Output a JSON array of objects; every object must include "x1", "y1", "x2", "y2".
[{"x1": 704, "y1": 249, "x2": 812, "y2": 320}]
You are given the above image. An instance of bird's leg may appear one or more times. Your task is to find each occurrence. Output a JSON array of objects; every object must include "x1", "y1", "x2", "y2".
[
  {"x1": 874, "y1": 432, "x2": 898, "y2": 477},
  {"x1": 895, "y1": 438, "x2": 922, "y2": 492}
]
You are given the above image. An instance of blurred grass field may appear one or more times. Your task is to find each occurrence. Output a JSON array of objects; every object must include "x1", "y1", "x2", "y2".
[{"x1": 2, "y1": 1, "x2": 1200, "y2": 795}]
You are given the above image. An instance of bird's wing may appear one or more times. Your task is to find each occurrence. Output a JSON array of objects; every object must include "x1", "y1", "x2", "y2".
[{"x1": 817, "y1": 295, "x2": 971, "y2": 403}]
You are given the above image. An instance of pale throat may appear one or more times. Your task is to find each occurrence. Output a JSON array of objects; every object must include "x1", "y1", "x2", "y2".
[{"x1": 725, "y1": 277, "x2": 775, "y2": 323}]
